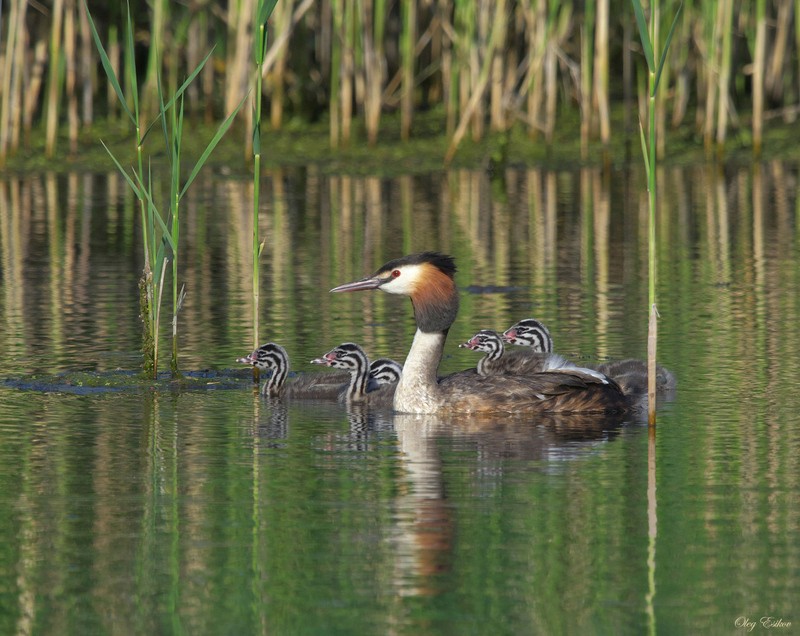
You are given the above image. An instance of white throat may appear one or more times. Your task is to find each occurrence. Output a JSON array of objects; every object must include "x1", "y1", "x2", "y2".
[{"x1": 394, "y1": 329, "x2": 446, "y2": 413}]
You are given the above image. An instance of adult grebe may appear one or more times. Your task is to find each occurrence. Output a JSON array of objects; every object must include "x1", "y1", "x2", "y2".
[
  {"x1": 503, "y1": 318, "x2": 677, "y2": 395},
  {"x1": 331, "y1": 252, "x2": 628, "y2": 414},
  {"x1": 311, "y1": 342, "x2": 398, "y2": 406}
]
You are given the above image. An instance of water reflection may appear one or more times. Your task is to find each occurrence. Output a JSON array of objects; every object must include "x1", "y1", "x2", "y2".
[{"x1": 1, "y1": 160, "x2": 800, "y2": 632}]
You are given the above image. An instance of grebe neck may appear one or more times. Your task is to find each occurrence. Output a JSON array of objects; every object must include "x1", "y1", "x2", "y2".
[
  {"x1": 395, "y1": 328, "x2": 447, "y2": 413},
  {"x1": 343, "y1": 352, "x2": 370, "y2": 402}
]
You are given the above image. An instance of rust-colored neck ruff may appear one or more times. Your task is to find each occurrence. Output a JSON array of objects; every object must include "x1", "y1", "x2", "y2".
[{"x1": 409, "y1": 263, "x2": 459, "y2": 333}]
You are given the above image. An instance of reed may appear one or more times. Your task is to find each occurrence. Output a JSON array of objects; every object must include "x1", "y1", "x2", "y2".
[
  {"x1": 752, "y1": 0, "x2": 766, "y2": 156},
  {"x1": 44, "y1": 0, "x2": 66, "y2": 158},
  {"x1": 142, "y1": 0, "x2": 168, "y2": 120},
  {"x1": 363, "y1": 0, "x2": 383, "y2": 145},
  {"x1": 444, "y1": 0, "x2": 506, "y2": 164},
  {"x1": 252, "y1": 0, "x2": 278, "y2": 382},
  {"x1": 715, "y1": 0, "x2": 734, "y2": 153},
  {"x1": 594, "y1": 0, "x2": 611, "y2": 145},
  {"x1": 341, "y1": 0, "x2": 356, "y2": 144},
  {"x1": 329, "y1": 0, "x2": 343, "y2": 147},
  {"x1": 86, "y1": 3, "x2": 160, "y2": 375},
  {"x1": 85, "y1": 1, "x2": 244, "y2": 377},
  {"x1": 631, "y1": 0, "x2": 681, "y2": 425},
  {"x1": 0, "y1": 0, "x2": 24, "y2": 165},
  {"x1": 64, "y1": 0, "x2": 79, "y2": 155},
  {"x1": 581, "y1": 0, "x2": 596, "y2": 156},
  {"x1": 400, "y1": 0, "x2": 416, "y2": 141},
  {"x1": 5, "y1": 2, "x2": 800, "y2": 164}
]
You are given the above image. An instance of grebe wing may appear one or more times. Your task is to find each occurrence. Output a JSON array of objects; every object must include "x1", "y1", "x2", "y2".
[
  {"x1": 283, "y1": 370, "x2": 351, "y2": 400},
  {"x1": 436, "y1": 371, "x2": 627, "y2": 413}
]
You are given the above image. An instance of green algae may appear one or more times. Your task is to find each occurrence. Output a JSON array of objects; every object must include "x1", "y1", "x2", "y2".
[{"x1": 2, "y1": 368, "x2": 257, "y2": 395}]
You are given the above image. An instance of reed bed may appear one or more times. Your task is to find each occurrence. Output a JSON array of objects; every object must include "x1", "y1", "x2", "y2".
[{"x1": 2, "y1": 1, "x2": 799, "y2": 167}]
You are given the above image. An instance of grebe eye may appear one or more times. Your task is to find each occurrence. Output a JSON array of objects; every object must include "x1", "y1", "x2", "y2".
[{"x1": 391, "y1": 269, "x2": 401, "y2": 278}]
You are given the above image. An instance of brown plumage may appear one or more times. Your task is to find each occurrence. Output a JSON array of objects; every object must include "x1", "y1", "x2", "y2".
[
  {"x1": 331, "y1": 252, "x2": 629, "y2": 415},
  {"x1": 593, "y1": 359, "x2": 677, "y2": 396}
]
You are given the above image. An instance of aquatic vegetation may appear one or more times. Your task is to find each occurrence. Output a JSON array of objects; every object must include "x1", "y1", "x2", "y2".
[
  {"x1": 84, "y1": 2, "x2": 244, "y2": 378},
  {"x1": 251, "y1": 1, "x2": 280, "y2": 384},
  {"x1": 631, "y1": 0, "x2": 680, "y2": 424}
]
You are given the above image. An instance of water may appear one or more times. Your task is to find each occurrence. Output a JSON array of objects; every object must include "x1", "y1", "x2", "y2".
[{"x1": 0, "y1": 164, "x2": 798, "y2": 634}]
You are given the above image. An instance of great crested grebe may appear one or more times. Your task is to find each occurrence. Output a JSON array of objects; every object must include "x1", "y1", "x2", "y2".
[
  {"x1": 459, "y1": 329, "x2": 609, "y2": 382},
  {"x1": 503, "y1": 318, "x2": 677, "y2": 395},
  {"x1": 311, "y1": 342, "x2": 398, "y2": 406},
  {"x1": 330, "y1": 252, "x2": 628, "y2": 414},
  {"x1": 238, "y1": 343, "x2": 349, "y2": 398}
]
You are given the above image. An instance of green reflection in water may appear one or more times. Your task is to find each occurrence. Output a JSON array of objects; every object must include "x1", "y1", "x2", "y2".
[{"x1": 0, "y1": 162, "x2": 798, "y2": 634}]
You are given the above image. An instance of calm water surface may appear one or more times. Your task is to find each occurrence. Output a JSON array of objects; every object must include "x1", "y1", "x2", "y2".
[{"x1": 0, "y1": 164, "x2": 798, "y2": 634}]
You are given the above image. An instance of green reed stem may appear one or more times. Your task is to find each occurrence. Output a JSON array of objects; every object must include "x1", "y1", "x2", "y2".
[
  {"x1": 632, "y1": 0, "x2": 681, "y2": 426},
  {"x1": 86, "y1": 0, "x2": 244, "y2": 378},
  {"x1": 252, "y1": 0, "x2": 277, "y2": 379}
]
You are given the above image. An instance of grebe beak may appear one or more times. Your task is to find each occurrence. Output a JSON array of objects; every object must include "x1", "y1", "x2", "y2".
[
  {"x1": 236, "y1": 353, "x2": 258, "y2": 365},
  {"x1": 330, "y1": 276, "x2": 383, "y2": 293},
  {"x1": 459, "y1": 337, "x2": 479, "y2": 350},
  {"x1": 310, "y1": 351, "x2": 338, "y2": 366}
]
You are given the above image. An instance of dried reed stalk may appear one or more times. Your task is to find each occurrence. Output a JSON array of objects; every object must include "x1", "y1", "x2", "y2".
[
  {"x1": 45, "y1": 0, "x2": 66, "y2": 158},
  {"x1": 594, "y1": 0, "x2": 610, "y2": 144},
  {"x1": 269, "y1": 0, "x2": 293, "y2": 129},
  {"x1": 753, "y1": 0, "x2": 766, "y2": 155},
  {"x1": 65, "y1": 0, "x2": 79, "y2": 154},
  {"x1": 0, "y1": 0, "x2": 28, "y2": 164},
  {"x1": 400, "y1": 0, "x2": 417, "y2": 141}
]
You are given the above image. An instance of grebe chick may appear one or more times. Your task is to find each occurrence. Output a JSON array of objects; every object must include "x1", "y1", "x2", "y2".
[
  {"x1": 503, "y1": 318, "x2": 676, "y2": 395},
  {"x1": 238, "y1": 343, "x2": 348, "y2": 398},
  {"x1": 593, "y1": 358, "x2": 677, "y2": 396},
  {"x1": 331, "y1": 252, "x2": 628, "y2": 414},
  {"x1": 311, "y1": 343, "x2": 397, "y2": 406},
  {"x1": 501, "y1": 318, "x2": 553, "y2": 352},
  {"x1": 459, "y1": 329, "x2": 607, "y2": 382},
  {"x1": 369, "y1": 358, "x2": 403, "y2": 387}
]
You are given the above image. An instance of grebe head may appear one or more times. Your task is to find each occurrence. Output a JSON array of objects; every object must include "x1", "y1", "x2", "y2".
[
  {"x1": 331, "y1": 252, "x2": 459, "y2": 333},
  {"x1": 310, "y1": 342, "x2": 368, "y2": 372},
  {"x1": 502, "y1": 318, "x2": 553, "y2": 352},
  {"x1": 237, "y1": 342, "x2": 289, "y2": 371},
  {"x1": 369, "y1": 358, "x2": 403, "y2": 385},
  {"x1": 459, "y1": 329, "x2": 504, "y2": 356}
]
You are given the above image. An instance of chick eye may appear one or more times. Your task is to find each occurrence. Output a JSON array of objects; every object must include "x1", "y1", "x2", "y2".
[{"x1": 391, "y1": 270, "x2": 401, "y2": 278}]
